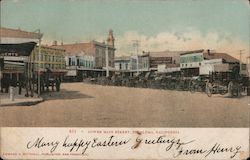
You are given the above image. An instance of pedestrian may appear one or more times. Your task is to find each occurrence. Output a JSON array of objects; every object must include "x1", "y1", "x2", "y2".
[
  {"x1": 56, "y1": 77, "x2": 61, "y2": 92},
  {"x1": 5, "y1": 76, "x2": 10, "y2": 93}
]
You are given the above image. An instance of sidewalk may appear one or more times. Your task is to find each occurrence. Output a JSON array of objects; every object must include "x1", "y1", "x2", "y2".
[{"x1": 0, "y1": 88, "x2": 44, "y2": 106}]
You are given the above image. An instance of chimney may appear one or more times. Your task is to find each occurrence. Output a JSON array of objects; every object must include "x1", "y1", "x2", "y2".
[
  {"x1": 52, "y1": 40, "x2": 58, "y2": 46},
  {"x1": 61, "y1": 41, "x2": 63, "y2": 45}
]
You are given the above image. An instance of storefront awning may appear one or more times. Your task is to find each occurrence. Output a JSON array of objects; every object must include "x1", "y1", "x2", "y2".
[{"x1": 0, "y1": 42, "x2": 37, "y2": 56}]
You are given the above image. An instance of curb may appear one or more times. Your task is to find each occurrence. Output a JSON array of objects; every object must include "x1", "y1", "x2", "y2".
[{"x1": 0, "y1": 99, "x2": 44, "y2": 107}]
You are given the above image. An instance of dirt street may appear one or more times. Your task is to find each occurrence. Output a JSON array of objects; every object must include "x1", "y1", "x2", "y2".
[{"x1": 0, "y1": 83, "x2": 249, "y2": 127}]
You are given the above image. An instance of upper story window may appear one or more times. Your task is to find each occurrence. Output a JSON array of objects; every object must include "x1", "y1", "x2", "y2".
[{"x1": 68, "y1": 58, "x2": 72, "y2": 66}]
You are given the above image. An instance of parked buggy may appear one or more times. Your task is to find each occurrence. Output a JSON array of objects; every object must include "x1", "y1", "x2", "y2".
[
  {"x1": 205, "y1": 66, "x2": 245, "y2": 97},
  {"x1": 40, "y1": 68, "x2": 62, "y2": 93},
  {"x1": 161, "y1": 71, "x2": 190, "y2": 91},
  {"x1": 189, "y1": 76, "x2": 207, "y2": 93}
]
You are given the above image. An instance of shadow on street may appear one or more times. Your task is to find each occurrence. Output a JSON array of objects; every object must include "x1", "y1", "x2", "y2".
[{"x1": 41, "y1": 89, "x2": 94, "y2": 101}]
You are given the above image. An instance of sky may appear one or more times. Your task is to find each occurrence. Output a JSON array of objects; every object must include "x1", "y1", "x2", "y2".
[{"x1": 0, "y1": 0, "x2": 249, "y2": 61}]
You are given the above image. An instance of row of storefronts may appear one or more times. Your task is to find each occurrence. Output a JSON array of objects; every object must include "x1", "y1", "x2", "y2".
[
  {"x1": 0, "y1": 27, "x2": 117, "y2": 84},
  {"x1": 0, "y1": 27, "x2": 246, "y2": 87},
  {"x1": 114, "y1": 49, "x2": 245, "y2": 77}
]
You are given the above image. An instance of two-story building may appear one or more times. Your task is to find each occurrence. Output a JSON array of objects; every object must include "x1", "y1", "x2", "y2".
[
  {"x1": 148, "y1": 50, "x2": 185, "y2": 73},
  {"x1": 0, "y1": 27, "x2": 42, "y2": 92},
  {"x1": 180, "y1": 49, "x2": 239, "y2": 76},
  {"x1": 114, "y1": 56, "x2": 131, "y2": 71},
  {"x1": 149, "y1": 50, "x2": 183, "y2": 70},
  {"x1": 31, "y1": 45, "x2": 67, "y2": 80},
  {"x1": 130, "y1": 53, "x2": 150, "y2": 73},
  {"x1": 51, "y1": 30, "x2": 115, "y2": 80},
  {"x1": 65, "y1": 52, "x2": 95, "y2": 80}
]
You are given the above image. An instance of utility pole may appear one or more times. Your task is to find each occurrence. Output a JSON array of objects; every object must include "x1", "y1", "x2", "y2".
[
  {"x1": 38, "y1": 29, "x2": 41, "y2": 97},
  {"x1": 132, "y1": 40, "x2": 140, "y2": 75},
  {"x1": 26, "y1": 29, "x2": 42, "y2": 97},
  {"x1": 33, "y1": 29, "x2": 42, "y2": 97},
  {"x1": 239, "y1": 49, "x2": 245, "y2": 73}
]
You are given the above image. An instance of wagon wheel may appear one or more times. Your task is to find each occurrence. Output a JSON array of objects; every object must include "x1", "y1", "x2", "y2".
[
  {"x1": 232, "y1": 82, "x2": 241, "y2": 97},
  {"x1": 189, "y1": 85, "x2": 195, "y2": 93},
  {"x1": 205, "y1": 82, "x2": 212, "y2": 97},
  {"x1": 168, "y1": 82, "x2": 175, "y2": 90},
  {"x1": 189, "y1": 80, "x2": 195, "y2": 93},
  {"x1": 219, "y1": 86, "x2": 228, "y2": 95},
  {"x1": 175, "y1": 81, "x2": 181, "y2": 91},
  {"x1": 148, "y1": 80, "x2": 153, "y2": 88},
  {"x1": 183, "y1": 80, "x2": 189, "y2": 91},
  {"x1": 228, "y1": 81, "x2": 240, "y2": 97}
]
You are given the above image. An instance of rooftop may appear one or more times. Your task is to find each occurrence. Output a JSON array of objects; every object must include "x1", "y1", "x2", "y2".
[
  {"x1": 180, "y1": 49, "x2": 239, "y2": 63},
  {"x1": 0, "y1": 27, "x2": 43, "y2": 39},
  {"x1": 51, "y1": 40, "x2": 115, "y2": 55},
  {"x1": 51, "y1": 42, "x2": 93, "y2": 55},
  {"x1": 149, "y1": 50, "x2": 186, "y2": 57},
  {"x1": 115, "y1": 56, "x2": 130, "y2": 61},
  {"x1": 180, "y1": 49, "x2": 204, "y2": 55},
  {"x1": 39, "y1": 45, "x2": 66, "y2": 52},
  {"x1": 203, "y1": 52, "x2": 239, "y2": 63}
]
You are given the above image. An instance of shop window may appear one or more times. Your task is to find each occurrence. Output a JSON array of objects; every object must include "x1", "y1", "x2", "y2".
[
  {"x1": 69, "y1": 58, "x2": 72, "y2": 66},
  {"x1": 77, "y1": 59, "x2": 80, "y2": 66}
]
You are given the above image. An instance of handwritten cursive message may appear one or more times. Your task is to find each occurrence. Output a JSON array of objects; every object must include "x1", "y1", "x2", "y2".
[{"x1": 26, "y1": 135, "x2": 242, "y2": 159}]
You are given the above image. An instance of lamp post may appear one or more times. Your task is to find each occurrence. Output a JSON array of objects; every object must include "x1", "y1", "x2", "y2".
[{"x1": 105, "y1": 43, "x2": 109, "y2": 77}]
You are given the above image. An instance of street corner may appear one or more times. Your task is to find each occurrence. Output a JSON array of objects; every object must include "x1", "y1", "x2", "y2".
[{"x1": 0, "y1": 96, "x2": 44, "y2": 107}]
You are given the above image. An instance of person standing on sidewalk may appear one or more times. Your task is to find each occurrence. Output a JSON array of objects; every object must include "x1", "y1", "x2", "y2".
[
  {"x1": 9, "y1": 76, "x2": 17, "y2": 101},
  {"x1": 5, "y1": 76, "x2": 10, "y2": 93},
  {"x1": 18, "y1": 75, "x2": 24, "y2": 95}
]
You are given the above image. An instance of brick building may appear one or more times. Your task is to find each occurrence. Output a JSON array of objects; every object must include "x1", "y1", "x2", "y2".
[
  {"x1": 52, "y1": 29, "x2": 115, "y2": 69},
  {"x1": 51, "y1": 30, "x2": 115, "y2": 80}
]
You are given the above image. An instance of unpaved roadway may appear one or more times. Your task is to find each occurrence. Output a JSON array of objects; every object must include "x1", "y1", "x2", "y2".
[{"x1": 0, "y1": 83, "x2": 248, "y2": 127}]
